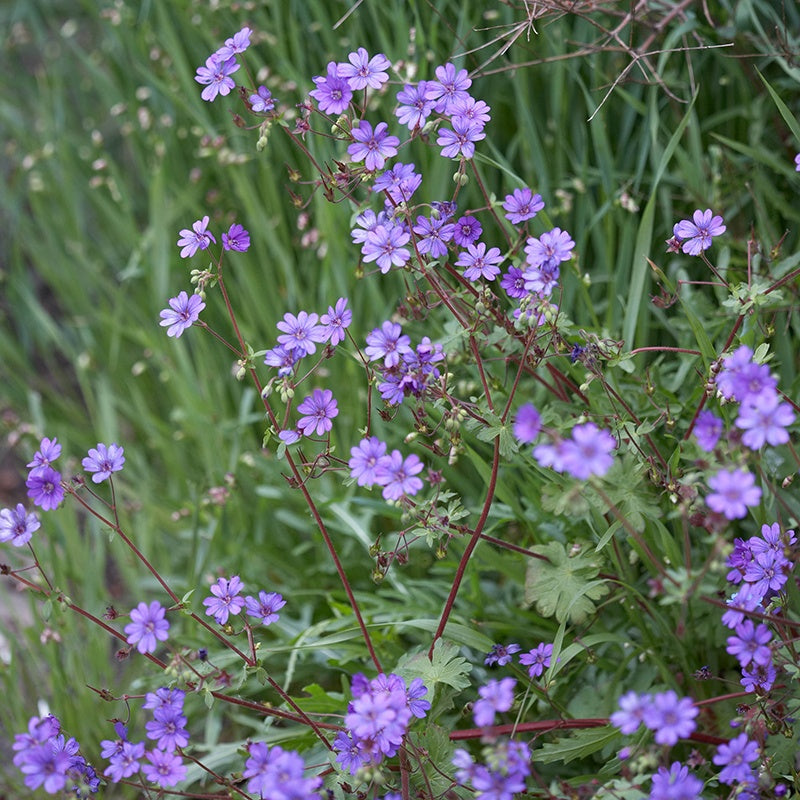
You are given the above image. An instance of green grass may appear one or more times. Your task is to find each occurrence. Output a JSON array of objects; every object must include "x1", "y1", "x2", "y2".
[{"x1": 1, "y1": 0, "x2": 800, "y2": 795}]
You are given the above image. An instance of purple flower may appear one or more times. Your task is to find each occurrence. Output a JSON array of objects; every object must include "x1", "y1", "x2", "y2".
[
  {"x1": 513, "y1": 404, "x2": 542, "y2": 444},
  {"x1": 194, "y1": 54, "x2": 239, "y2": 102},
  {"x1": 706, "y1": 468, "x2": 762, "y2": 520},
  {"x1": 425, "y1": 62, "x2": 472, "y2": 114},
  {"x1": 413, "y1": 214, "x2": 454, "y2": 258},
  {"x1": 159, "y1": 291, "x2": 206, "y2": 338},
  {"x1": 142, "y1": 748, "x2": 186, "y2": 788},
  {"x1": 473, "y1": 677, "x2": 516, "y2": 727},
  {"x1": 649, "y1": 762, "x2": 703, "y2": 800},
  {"x1": 365, "y1": 321, "x2": 412, "y2": 366},
  {"x1": 143, "y1": 687, "x2": 185, "y2": 714},
  {"x1": 717, "y1": 347, "x2": 776, "y2": 403},
  {"x1": 249, "y1": 85, "x2": 274, "y2": 113},
  {"x1": 244, "y1": 742, "x2": 323, "y2": 798},
  {"x1": 203, "y1": 575, "x2": 245, "y2": 625},
  {"x1": 0, "y1": 503, "x2": 41, "y2": 546},
  {"x1": 694, "y1": 409, "x2": 723, "y2": 451},
  {"x1": 735, "y1": 391, "x2": 794, "y2": 449},
  {"x1": 726, "y1": 620, "x2": 772, "y2": 667},
  {"x1": 713, "y1": 733, "x2": 759, "y2": 785},
  {"x1": 740, "y1": 661, "x2": 777, "y2": 693},
  {"x1": 82, "y1": 442, "x2": 125, "y2": 483},
  {"x1": 339, "y1": 48, "x2": 391, "y2": 90},
  {"x1": 436, "y1": 116, "x2": 485, "y2": 159},
  {"x1": 177, "y1": 215, "x2": 216, "y2": 258},
  {"x1": 405, "y1": 677, "x2": 431, "y2": 718},
  {"x1": 145, "y1": 708, "x2": 190, "y2": 751},
  {"x1": 452, "y1": 215, "x2": 482, "y2": 246},
  {"x1": 349, "y1": 437, "x2": 389, "y2": 487},
  {"x1": 276, "y1": 310, "x2": 328, "y2": 355},
  {"x1": 450, "y1": 96, "x2": 491, "y2": 128},
  {"x1": 501, "y1": 266, "x2": 528, "y2": 299},
  {"x1": 373, "y1": 162, "x2": 422, "y2": 203},
  {"x1": 104, "y1": 740, "x2": 145, "y2": 782},
  {"x1": 296, "y1": 388, "x2": 339, "y2": 436},
  {"x1": 744, "y1": 549, "x2": 789, "y2": 597},
  {"x1": 361, "y1": 223, "x2": 412, "y2": 273},
  {"x1": 348, "y1": 120, "x2": 400, "y2": 172},
  {"x1": 525, "y1": 227, "x2": 575, "y2": 271},
  {"x1": 673, "y1": 208, "x2": 726, "y2": 255},
  {"x1": 320, "y1": 297, "x2": 352, "y2": 345},
  {"x1": 222, "y1": 223, "x2": 250, "y2": 252},
  {"x1": 523, "y1": 261, "x2": 560, "y2": 297},
  {"x1": 642, "y1": 690, "x2": 698, "y2": 745},
  {"x1": 124, "y1": 601, "x2": 169, "y2": 654},
  {"x1": 26, "y1": 465, "x2": 64, "y2": 511},
  {"x1": 27, "y1": 437, "x2": 62, "y2": 471},
  {"x1": 376, "y1": 450, "x2": 424, "y2": 500},
  {"x1": 216, "y1": 26, "x2": 252, "y2": 60},
  {"x1": 561, "y1": 423, "x2": 616, "y2": 479},
  {"x1": 244, "y1": 591, "x2": 285, "y2": 625},
  {"x1": 309, "y1": 62, "x2": 353, "y2": 114},
  {"x1": 484, "y1": 642, "x2": 521, "y2": 666},
  {"x1": 263, "y1": 344, "x2": 302, "y2": 376},
  {"x1": 503, "y1": 188, "x2": 544, "y2": 224},
  {"x1": 519, "y1": 642, "x2": 553, "y2": 678},
  {"x1": 395, "y1": 81, "x2": 434, "y2": 130},
  {"x1": 610, "y1": 691, "x2": 651, "y2": 734},
  {"x1": 19, "y1": 735, "x2": 75, "y2": 793},
  {"x1": 456, "y1": 242, "x2": 503, "y2": 280}
]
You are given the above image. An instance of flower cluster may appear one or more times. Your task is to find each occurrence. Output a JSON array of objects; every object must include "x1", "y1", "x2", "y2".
[
  {"x1": 452, "y1": 739, "x2": 531, "y2": 799},
  {"x1": 721, "y1": 522, "x2": 794, "y2": 692},
  {"x1": 611, "y1": 689, "x2": 698, "y2": 745},
  {"x1": 102, "y1": 689, "x2": 188, "y2": 788},
  {"x1": 194, "y1": 27, "x2": 252, "y2": 102},
  {"x1": 25, "y1": 436, "x2": 64, "y2": 512},
  {"x1": 333, "y1": 672, "x2": 430, "y2": 774},
  {"x1": 348, "y1": 437, "x2": 425, "y2": 501},
  {"x1": 202, "y1": 574, "x2": 286, "y2": 627},
  {"x1": 13, "y1": 714, "x2": 99, "y2": 796}
]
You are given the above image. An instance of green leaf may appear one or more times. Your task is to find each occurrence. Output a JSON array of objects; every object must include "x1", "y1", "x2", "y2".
[
  {"x1": 524, "y1": 542, "x2": 609, "y2": 624},
  {"x1": 535, "y1": 726, "x2": 618, "y2": 764},
  {"x1": 395, "y1": 639, "x2": 472, "y2": 692}
]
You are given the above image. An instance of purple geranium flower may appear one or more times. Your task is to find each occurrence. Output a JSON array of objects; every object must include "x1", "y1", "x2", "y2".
[
  {"x1": 472, "y1": 677, "x2": 516, "y2": 727},
  {"x1": 519, "y1": 642, "x2": 553, "y2": 678},
  {"x1": 216, "y1": 26, "x2": 252, "y2": 60},
  {"x1": 642, "y1": 690, "x2": 698, "y2": 746},
  {"x1": 525, "y1": 227, "x2": 575, "y2": 271},
  {"x1": 425, "y1": 62, "x2": 472, "y2": 114},
  {"x1": 263, "y1": 344, "x2": 303, "y2": 377},
  {"x1": 141, "y1": 748, "x2": 186, "y2": 788},
  {"x1": 726, "y1": 620, "x2": 772, "y2": 667},
  {"x1": 361, "y1": 223, "x2": 412, "y2": 273},
  {"x1": 27, "y1": 437, "x2": 61, "y2": 472},
  {"x1": 650, "y1": 762, "x2": 703, "y2": 800},
  {"x1": 365, "y1": 321, "x2": 412, "y2": 366},
  {"x1": 395, "y1": 81, "x2": 434, "y2": 130},
  {"x1": 373, "y1": 162, "x2": 422, "y2": 203},
  {"x1": 376, "y1": 450, "x2": 424, "y2": 500},
  {"x1": 82, "y1": 442, "x2": 125, "y2": 483},
  {"x1": 0, "y1": 503, "x2": 41, "y2": 546},
  {"x1": 413, "y1": 214, "x2": 454, "y2": 259},
  {"x1": 244, "y1": 591, "x2": 285, "y2": 625},
  {"x1": 500, "y1": 266, "x2": 528, "y2": 299},
  {"x1": 194, "y1": 54, "x2": 239, "y2": 102},
  {"x1": 713, "y1": 733, "x2": 759, "y2": 785},
  {"x1": 735, "y1": 391, "x2": 794, "y2": 449},
  {"x1": 455, "y1": 242, "x2": 503, "y2": 280},
  {"x1": 561, "y1": 423, "x2": 616, "y2": 479},
  {"x1": 503, "y1": 187, "x2": 544, "y2": 224},
  {"x1": 309, "y1": 62, "x2": 353, "y2": 114},
  {"x1": 513, "y1": 404, "x2": 542, "y2": 444},
  {"x1": 26, "y1": 466, "x2": 64, "y2": 511},
  {"x1": 177, "y1": 215, "x2": 216, "y2": 258},
  {"x1": 159, "y1": 291, "x2": 206, "y2": 338},
  {"x1": 436, "y1": 116, "x2": 485, "y2": 159},
  {"x1": 104, "y1": 740, "x2": 145, "y2": 783},
  {"x1": 694, "y1": 409, "x2": 723, "y2": 451},
  {"x1": 706, "y1": 468, "x2": 762, "y2": 520},
  {"x1": 339, "y1": 48, "x2": 391, "y2": 90},
  {"x1": 249, "y1": 85, "x2": 274, "y2": 113},
  {"x1": 243, "y1": 743, "x2": 322, "y2": 799},
  {"x1": 203, "y1": 575, "x2": 245, "y2": 625},
  {"x1": 222, "y1": 223, "x2": 250, "y2": 252},
  {"x1": 320, "y1": 297, "x2": 352, "y2": 345},
  {"x1": 276, "y1": 310, "x2": 328, "y2": 355},
  {"x1": 484, "y1": 643, "x2": 521, "y2": 667},
  {"x1": 452, "y1": 215, "x2": 482, "y2": 246},
  {"x1": 348, "y1": 120, "x2": 400, "y2": 172},
  {"x1": 124, "y1": 601, "x2": 169, "y2": 654},
  {"x1": 349, "y1": 437, "x2": 389, "y2": 487},
  {"x1": 610, "y1": 691, "x2": 651, "y2": 734},
  {"x1": 296, "y1": 389, "x2": 339, "y2": 436},
  {"x1": 673, "y1": 208, "x2": 726, "y2": 255},
  {"x1": 145, "y1": 708, "x2": 190, "y2": 752}
]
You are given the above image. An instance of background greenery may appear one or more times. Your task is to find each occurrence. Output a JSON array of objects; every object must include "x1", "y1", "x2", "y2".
[{"x1": 1, "y1": 0, "x2": 799, "y2": 795}]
